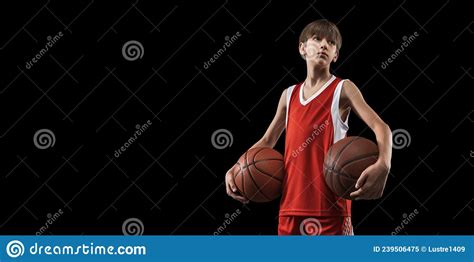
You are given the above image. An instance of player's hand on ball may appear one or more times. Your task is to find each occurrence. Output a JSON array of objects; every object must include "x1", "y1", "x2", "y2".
[
  {"x1": 350, "y1": 161, "x2": 389, "y2": 200},
  {"x1": 225, "y1": 165, "x2": 249, "y2": 204}
]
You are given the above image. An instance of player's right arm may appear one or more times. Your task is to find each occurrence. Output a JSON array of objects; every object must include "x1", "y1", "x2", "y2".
[{"x1": 225, "y1": 89, "x2": 287, "y2": 203}]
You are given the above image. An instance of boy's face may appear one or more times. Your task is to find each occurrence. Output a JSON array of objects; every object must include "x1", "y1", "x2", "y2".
[{"x1": 299, "y1": 35, "x2": 338, "y2": 66}]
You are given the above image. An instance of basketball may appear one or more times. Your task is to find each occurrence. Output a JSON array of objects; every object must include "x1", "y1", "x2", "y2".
[
  {"x1": 232, "y1": 147, "x2": 285, "y2": 203},
  {"x1": 324, "y1": 136, "x2": 379, "y2": 199}
]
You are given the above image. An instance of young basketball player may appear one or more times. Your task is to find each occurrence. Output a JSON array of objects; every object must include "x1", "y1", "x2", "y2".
[{"x1": 225, "y1": 19, "x2": 392, "y2": 235}]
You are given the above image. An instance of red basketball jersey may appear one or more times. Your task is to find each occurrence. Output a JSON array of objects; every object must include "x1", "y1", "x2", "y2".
[{"x1": 280, "y1": 76, "x2": 352, "y2": 217}]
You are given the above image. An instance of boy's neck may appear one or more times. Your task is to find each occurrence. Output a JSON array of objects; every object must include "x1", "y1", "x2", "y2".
[{"x1": 305, "y1": 66, "x2": 332, "y2": 88}]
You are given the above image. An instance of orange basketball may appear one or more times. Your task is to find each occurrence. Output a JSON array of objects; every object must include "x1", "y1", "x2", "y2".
[
  {"x1": 324, "y1": 137, "x2": 379, "y2": 199},
  {"x1": 232, "y1": 147, "x2": 285, "y2": 202}
]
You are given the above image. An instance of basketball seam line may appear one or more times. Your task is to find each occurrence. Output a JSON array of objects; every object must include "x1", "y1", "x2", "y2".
[
  {"x1": 252, "y1": 158, "x2": 284, "y2": 164},
  {"x1": 253, "y1": 147, "x2": 283, "y2": 163},
  {"x1": 324, "y1": 144, "x2": 335, "y2": 196},
  {"x1": 233, "y1": 165, "x2": 244, "y2": 195},
  {"x1": 247, "y1": 167, "x2": 272, "y2": 202},
  {"x1": 331, "y1": 137, "x2": 362, "y2": 172},
  {"x1": 248, "y1": 163, "x2": 283, "y2": 183},
  {"x1": 240, "y1": 158, "x2": 283, "y2": 169},
  {"x1": 249, "y1": 148, "x2": 272, "y2": 202},
  {"x1": 330, "y1": 137, "x2": 360, "y2": 197},
  {"x1": 326, "y1": 166, "x2": 357, "y2": 200},
  {"x1": 253, "y1": 148, "x2": 285, "y2": 195},
  {"x1": 242, "y1": 150, "x2": 249, "y2": 197},
  {"x1": 338, "y1": 153, "x2": 379, "y2": 171},
  {"x1": 324, "y1": 163, "x2": 358, "y2": 180}
]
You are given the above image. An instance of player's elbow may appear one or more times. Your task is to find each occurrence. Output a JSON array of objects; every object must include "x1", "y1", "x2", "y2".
[
  {"x1": 373, "y1": 121, "x2": 391, "y2": 137},
  {"x1": 379, "y1": 122, "x2": 392, "y2": 140},
  {"x1": 382, "y1": 122, "x2": 391, "y2": 137}
]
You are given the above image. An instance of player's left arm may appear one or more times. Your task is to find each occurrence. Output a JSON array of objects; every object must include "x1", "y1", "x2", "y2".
[{"x1": 341, "y1": 80, "x2": 392, "y2": 200}]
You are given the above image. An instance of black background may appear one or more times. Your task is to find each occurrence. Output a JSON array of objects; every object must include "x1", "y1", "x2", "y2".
[{"x1": 0, "y1": 0, "x2": 472, "y2": 235}]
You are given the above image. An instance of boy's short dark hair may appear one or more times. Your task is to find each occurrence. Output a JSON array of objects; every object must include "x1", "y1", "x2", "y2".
[{"x1": 299, "y1": 19, "x2": 342, "y2": 52}]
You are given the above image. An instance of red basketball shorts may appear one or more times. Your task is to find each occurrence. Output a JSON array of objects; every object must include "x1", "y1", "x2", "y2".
[{"x1": 278, "y1": 216, "x2": 354, "y2": 235}]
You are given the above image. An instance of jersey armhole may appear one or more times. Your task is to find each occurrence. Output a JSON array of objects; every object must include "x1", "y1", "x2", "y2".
[
  {"x1": 285, "y1": 85, "x2": 296, "y2": 128},
  {"x1": 332, "y1": 80, "x2": 350, "y2": 143}
]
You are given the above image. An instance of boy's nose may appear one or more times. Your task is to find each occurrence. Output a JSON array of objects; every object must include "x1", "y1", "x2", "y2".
[{"x1": 319, "y1": 39, "x2": 329, "y2": 49}]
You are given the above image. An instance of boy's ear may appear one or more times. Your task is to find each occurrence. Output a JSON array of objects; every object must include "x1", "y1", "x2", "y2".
[
  {"x1": 299, "y1": 42, "x2": 306, "y2": 59},
  {"x1": 333, "y1": 50, "x2": 339, "y2": 62}
]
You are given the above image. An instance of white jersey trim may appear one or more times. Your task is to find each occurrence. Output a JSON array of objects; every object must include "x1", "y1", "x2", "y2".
[
  {"x1": 331, "y1": 79, "x2": 350, "y2": 144},
  {"x1": 299, "y1": 75, "x2": 336, "y2": 106},
  {"x1": 285, "y1": 85, "x2": 296, "y2": 128}
]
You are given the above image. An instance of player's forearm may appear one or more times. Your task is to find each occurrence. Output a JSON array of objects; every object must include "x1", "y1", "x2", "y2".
[
  {"x1": 373, "y1": 122, "x2": 392, "y2": 169},
  {"x1": 250, "y1": 137, "x2": 274, "y2": 149}
]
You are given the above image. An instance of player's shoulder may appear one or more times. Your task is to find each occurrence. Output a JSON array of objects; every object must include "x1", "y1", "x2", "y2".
[
  {"x1": 282, "y1": 83, "x2": 298, "y2": 96},
  {"x1": 341, "y1": 79, "x2": 357, "y2": 89},
  {"x1": 285, "y1": 82, "x2": 301, "y2": 93},
  {"x1": 286, "y1": 83, "x2": 299, "y2": 90},
  {"x1": 339, "y1": 79, "x2": 364, "y2": 102},
  {"x1": 341, "y1": 79, "x2": 360, "y2": 95}
]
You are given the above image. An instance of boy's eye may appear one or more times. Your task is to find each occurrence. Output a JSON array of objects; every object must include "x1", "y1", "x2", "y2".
[{"x1": 329, "y1": 41, "x2": 335, "y2": 45}]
